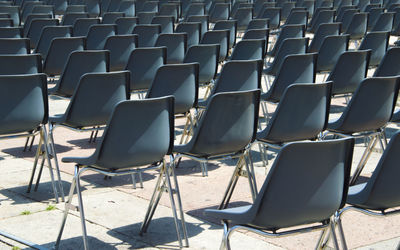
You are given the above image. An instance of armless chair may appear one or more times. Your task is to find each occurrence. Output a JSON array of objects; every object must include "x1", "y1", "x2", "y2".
[
  {"x1": 200, "y1": 29, "x2": 229, "y2": 62},
  {"x1": 213, "y1": 19, "x2": 237, "y2": 48},
  {"x1": 175, "y1": 22, "x2": 201, "y2": 48},
  {"x1": 85, "y1": 24, "x2": 116, "y2": 50},
  {"x1": 0, "y1": 38, "x2": 30, "y2": 54},
  {"x1": 358, "y1": 31, "x2": 389, "y2": 67},
  {"x1": 115, "y1": 16, "x2": 138, "y2": 34},
  {"x1": 72, "y1": 17, "x2": 100, "y2": 36},
  {"x1": 104, "y1": 34, "x2": 137, "y2": 71},
  {"x1": 155, "y1": 33, "x2": 187, "y2": 64},
  {"x1": 132, "y1": 24, "x2": 161, "y2": 47},
  {"x1": 205, "y1": 137, "x2": 354, "y2": 250},
  {"x1": 151, "y1": 15, "x2": 174, "y2": 33},
  {"x1": 373, "y1": 47, "x2": 400, "y2": 77},
  {"x1": 230, "y1": 39, "x2": 266, "y2": 61}
]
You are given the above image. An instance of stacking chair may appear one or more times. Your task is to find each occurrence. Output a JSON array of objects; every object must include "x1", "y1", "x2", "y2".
[
  {"x1": 209, "y1": 2, "x2": 230, "y2": 23},
  {"x1": 187, "y1": 15, "x2": 209, "y2": 36},
  {"x1": 373, "y1": 47, "x2": 400, "y2": 77},
  {"x1": 367, "y1": 7, "x2": 384, "y2": 31},
  {"x1": 118, "y1": 0, "x2": 135, "y2": 17},
  {"x1": 102, "y1": 11, "x2": 124, "y2": 24},
  {"x1": 175, "y1": 22, "x2": 201, "y2": 48},
  {"x1": 280, "y1": 2, "x2": 297, "y2": 22},
  {"x1": 316, "y1": 34, "x2": 349, "y2": 74},
  {"x1": 155, "y1": 33, "x2": 187, "y2": 64},
  {"x1": 137, "y1": 11, "x2": 157, "y2": 24},
  {"x1": 213, "y1": 19, "x2": 237, "y2": 48},
  {"x1": 21, "y1": 2, "x2": 44, "y2": 23},
  {"x1": 0, "y1": 38, "x2": 30, "y2": 54},
  {"x1": 0, "y1": 27, "x2": 22, "y2": 38},
  {"x1": 84, "y1": 0, "x2": 101, "y2": 17},
  {"x1": 0, "y1": 54, "x2": 41, "y2": 76},
  {"x1": 258, "y1": 7, "x2": 281, "y2": 30},
  {"x1": 151, "y1": 15, "x2": 174, "y2": 33},
  {"x1": 43, "y1": 37, "x2": 85, "y2": 77},
  {"x1": 55, "y1": 96, "x2": 189, "y2": 249},
  {"x1": 307, "y1": 9, "x2": 335, "y2": 33},
  {"x1": 0, "y1": 74, "x2": 64, "y2": 203},
  {"x1": 307, "y1": 22, "x2": 341, "y2": 53},
  {"x1": 328, "y1": 50, "x2": 371, "y2": 96},
  {"x1": 104, "y1": 34, "x2": 137, "y2": 71},
  {"x1": 72, "y1": 17, "x2": 100, "y2": 36},
  {"x1": 232, "y1": 7, "x2": 253, "y2": 31},
  {"x1": 267, "y1": 24, "x2": 304, "y2": 57},
  {"x1": 141, "y1": 1, "x2": 158, "y2": 12},
  {"x1": 115, "y1": 17, "x2": 138, "y2": 34},
  {"x1": 340, "y1": 8, "x2": 359, "y2": 32},
  {"x1": 342, "y1": 12, "x2": 368, "y2": 42},
  {"x1": 335, "y1": 5, "x2": 357, "y2": 23},
  {"x1": 126, "y1": 46, "x2": 166, "y2": 94},
  {"x1": 31, "y1": 5, "x2": 54, "y2": 17},
  {"x1": 50, "y1": 50, "x2": 110, "y2": 97},
  {"x1": 336, "y1": 131, "x2": 400, "y2": 250},
  {"x1": 205, "y1": 137, "x2": 354, "y2": 250},
  {"x1": 35, "y1": 26, "x2": 72, "y2": 59},
  {"x1": 132, "y1": 24, "x2": 161, "y2": 47},
  {"x1": 371, "y1": 12, "x2": 395, "y2": 32},
  {"x1": 26, "y1": 18, "x2": 59, "y2": 49},
  {"x1": 52, "y1": 0, "x2": 68, "y2": 15},
  {"x1": 23, "y1": 13, "x2": 52, "y2": 36},
  {"x1": 174, "y1": 89, "x2": 260, "y2": 182},
  {"x1": 184, "y1": 3, "x2": 206, "y2": 20},
  {"x1": 158, "y1": 3, "x2": 179, "y2": 22},
  {"x1": 0, "y1": 6, "x2": 20, "y2": 26},
  {"x1": 284, "y1": 9, "x2": 308, "y2": 26},
  {"x1": 0, "y1": 18, "x2": 12, "y2": 27},
  {"x1": 242, "y1": 28, "x2": 269, "y2": 51},
  {"x1": 256, "y1": 83, "x2": 332, "y2": 167},
  {"x1": 61, "y1": 12, "x2": 89, "y2": 25},
  {"x1": 230, "y1": 39, "x2": 266, "y2": 61},
  {"x1": 246, "y1": 18, "x2": 269, "y2": 30},
  {"x1": 200, "y1": 29, "x2": 229, "y2": 62},
  {"x1": 358, "y1": 31, "x2": 389, "y2": 67},
  {"x1": 85, "y1": 24, "x2": 116, "y2": 50},
  {"x1": 324, "y1": 76, "x2": 400, "y2": 185}
]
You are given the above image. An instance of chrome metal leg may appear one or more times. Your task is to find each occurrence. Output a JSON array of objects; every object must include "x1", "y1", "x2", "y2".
[
  {"x1": 40, "y1": 129, "x2": 59, "y2": 203},
  {"x1": 33, "y1": 157, "x2": 45, "y2": 191},
  {"x1": 330, "y1": 221, "x2": 340, "y2": 250},
  {"x1": 315, "y1": 227, "x2": 330, "y2": 250},
  {"x1": 219, "y1": 159, "x2": 242, "y2": 209},
  {"x1": 138, "y1": 172, "x2": 143, "y2": 188},
  {"x1": 200, "y1": 162, "x2": 208, "y2": 177},
  {"x1": 336, "y1": 212, "x2": 348, "y2": 250},
  {"x1": 131, "y1": 173, "x2": 137, "y2": 189},
  {"x1": 27, "y1": 133, "x2": 44, "y2": 193},
  {"x1": 243, "y1": 154, "x2": 257, "y2": 201},
  {"x1": 29, "y1": 135, "x2": 35, "y2": 151},
  {"x1": 350, "y1": 135, "x2": 378, "y2": 185},
  {"x1": 76, "y1": 170, "x2": 89, "y2": 250},
  {"x1": 55, "y1": 166, "x2": 78, "y2": 249},
  {"x1": 180, "y1": 112, "x2": 190, "y2": 144},
  {"x1": 220, "y1": 222, "x2": 229, "y2": 250},
  {"x1": 46, "y1": 125, "x2": 65, "y2": 201}
]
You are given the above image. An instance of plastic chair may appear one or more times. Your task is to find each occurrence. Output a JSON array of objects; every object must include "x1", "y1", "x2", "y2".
[
  {"x1": 0, "y1": 38, "x2": 30, "y2": 54},
  {"x1": 35, "y1": 25, "x2": 72, "y2": 59},
  {"x1": 371, "y1": 12, "x2": 394, "y2": 32},
  {"x1": 254, "y1": 0, "x2": 274, "y2": 17},
  {"x1": 158, "y1": 3, "x2": 179, "y2": 22},
  {"x1": 61, "y1": 12, "x2": 89, "y2": 25},
  {"x1": 230, "y1": 39, "x2": 266, "y2": 61},
  {"x1": 308, "y1": 22, "x2": 341, "y2": 53},
  {"x1": 137, "y1": 11, "x2": 157, "y2": 24},
  {"x1": 280, "y1": 2, "x2": 296, "y2": 21},
  {"x1": 155, "y1": 33, "x2": 187, "y2": 64},
  {"x1": 0, "y1": 17, "x2": 12, "y2": 27},
  {"x1": 358, "y1": 31, "x2": 389, "y2": 67},
  {"x1": 175, "y1": 22, "x2": 201, "y2": 48},
  {"x1": 26, "y1": 18, "x2": 59, "y2": 49},
  {"x1": 307, "y1": 9, "x2": 335, "y2": 33},
  {"x1": 52, "y1": 0, "x2": 68, "y2": 14},
  {"x1": 335, "y1": 5, "x2": 357, "y2": 23},
  {"x1": 284, "y1": 9, "x2": 308, "y2": 26},
  {"x1": 132, "y1": 24, "x2": 161, "y2": 47},
  {"x1": 125, "y1": 46, "x2": 166, "y2": 93},
  {"x1": 142, "y1": 1, "x2": 158, "y2": 12},
  {"x1": 102, "y1": 11, "x2": 124, "y2": 24},
  {"x1": 43, "y1": 37, "x2": 85, "y2": 76},
  {"x1": 258, "y1": 7, "x2": 281, "y2": 30},
  {"x1": 187, "y1": 15, "x2": 209, "y2": 36},
  {"x1": 209, "y1": 2, "x2": 230, "y2": 23},
  {"x1": 118, "y1": 0, "x2": 135, "y2": 17},
  {"x1": 50, "y1": 50, "x2": 110, "y2": 97},
  {"x1": 232, "y1": 7, "x2": 253, "y2": 31},
  {"x1": 324, "y1": 76, "x2": 400, "y2": 185},
  {"x1": 366, "y1": 7, "x2": 384, "y2": 31},
  {"x1": 115, "y1": 16, "x2": 137, "y2": 34},
  {"x1": 327, "y1": 50, "x2": 371, "y2": 95},
  {"x1": 373, "y1": 47, "x2": 400, "y2": 77},
  {"x1": 23, "y1": 13, "x2": 52, "y2": 36},
  {"x1": 246, "y1": 18, "x2": 269, "y2": 30},
  {"x1": 267, "y1": 24, "x2": 305, "y2": 57},
  {"x1": 213, "y1": 19, "x2": 237, "y2": 48},
  {"x1": 21, "y1": 2, "x2": 44, "y2": 23},
  {"x1": 84, "y1": 0, "x2": 101, "y2": 17},
  {"x1": 184, "y1": 3, "x2": 205, "y2": 20},
  {"x1": 0, "y1": 6, "x2": 20, "y2": 26},
  {"x1": 0, "y1": 54, "x2": 42, "y2": 75},
  {"x1": 151, "y1": 15, "x2": 174, "y2": 33},
  {"x1": 205, "y1": 137, "x2": 354, "y2": 250},
  {"x1": 65, "y1": 5, "x2": 87, "y2": 13},
  {"x1": 343, "y1": 12, "x2": 368, "y2": 40},
  {"x1": 200, "y1": 29, "x2": 229, "y2": 62},
  {"x1": 316, "y1": 34, "x2": 349, "y2": 73},
  {"x1": 72, "y1": 17, "x2": 100, "y2": 36},
  {"x1": 85, "y1": 24, "x2": 116, "y2": 50},
  {"x1": 31, "y1": 5, "x2": 54, "y2": 17},
  {"x1": 104, "y1": 34, "x2": 137, "y2": 71},
  {"x1": 0, "y1": 27, "x2": 22, "y2": 38},
  {"x1": 54, "y1": 96, "x2": 189, "y2": 249}
]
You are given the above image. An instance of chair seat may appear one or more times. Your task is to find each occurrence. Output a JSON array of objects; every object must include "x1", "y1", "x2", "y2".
[{"x1": 205, "y1": 205, "x2": 252, "y2": 224}]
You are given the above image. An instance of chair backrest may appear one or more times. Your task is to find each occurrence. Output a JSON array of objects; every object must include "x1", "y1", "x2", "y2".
[
  {"x1": 85, "y1": 0, "x2": 101, "y2": 17},
  {"x1": 0, "y1": 18, "x2": 13, "y2": 27},
  {"x1": 284, "y1": 9, "x2": 308, "y2": 26},
  {"x1": 213, "y1": 19, "x2": 237, "y2": 48},
  {"x1": 0, "y1": 27, "x2": 22, "y2": 38},
  {"x1": 212, "y1": 59, "x2": 262, "y2": 95},
  {"x1": 242, "y1": 28, "x2": 269, "y2": 52},
  {"x1": 141, "y1": 1, "x2": 158, "y2": 12},
  {"x1": 151, "y1": 15, "x2": 174, "y2": 34},
  {"x1": 91, "y1": 96, "x2": 174, "y2": 169},
  {"x1": 126, "y1": 46, "x2": 166, "y2": 91},
  {"x1": 86, "y1": 24, "x2": 116, "y2": 50},
  {"x1": 266, "y1": 53, "x2": 317, "y2": 102},
  {"x1": 26, "y1": 18, "x2": 59, "y2": 49},
  {"x1": 259, "y1": 82, "x2": 332, "y2": 143},
  {"x1": 0, "y1": 73, "x2": 48, "y2": 135},
  {"x1": 183, "y1": 44, "x2": 219, "y2": 85},
  {"x1": 158, "y1": 3, "x2": 179, "y2": 22},
  {"x1": 246, "y1": 18, "x2": 269, "y2": 30},
  {"x1": 335, "y1": 76, "x2": 400, "y2": 133},
  {"x1": 183, "y1": 89, "x2": 260, "y2": 156},
  {"x1": 43, "y1": 37, "x2": 85, "y2": 76},
  {"x1": 61, "y1": 12, "x2": 89, "y2": 25},
  {"x1": 0, "y1": 6, "x2": 20, "y2": 26},
  {"x1": 374, "y1": 47, "x2": 400, "y2": 77},
  {"x1": 184, "y1": 3, "x2": 206, "y2": 20},
  {"x1": 209, "y1": 2, "x2": 230, "y2": 23},
  {"x1": 35, "y1": 25, "x2": 72, "y2": 59},
  {"x1": 23, "y1": 13, "x2": 52, "y2": 36},
  {"x1": 335, "y1": 5, "x2": 357, "y2": 23},
  {"x1": 175, "y1": 22, "x2": 201, "y2": 48},
  {"x1": 233, "y1": 7, "x2": 253, "y2": 30},
  {"x1": 137, "y1": 11, "x2": 157, "y2": 24},
  {"x1": 308, "y1": 9, "x2": 335, "y2": 33},
  {"x1": 371, "y1": 12, "x2": 395, "y2": 32},
  {"x1": 358, "y1": 31, "x2": 389, "y2": 67},
  {"x1": 343, "y1": 12, "x2": 368, "y2": 39},
  {"x1": 22, "y1": 2, "x2": 44, "y2": 22},
  {"x1": 65, "y1": 5, "x2": 88, "y2": 13},
  {"x1": 146, "y1": 63, "x2": 199, "y2": 114},
  {"x1": 0, "y1": 38, "x2": 30, "y2": 54},
  {"x1": 246, "y1": 138, "x2": 354, "y2": 229},
  {"x1": 132, "y1": 24, "x2": 161, "y2": 47},
  {"x1": 201, "y1": 29, "x2": 229, "y2": 62},
  {"x1": 115, "y1": 16, "x2": 137, "y2": 34},
  {"x1": 230, "y1": 39, "x2": 265, "y2": 61},
  {"x1": 340, "y1": 8, "x2": 359, "y2": 31},
  {"x1": 328, "y1": 50, "x2": 371, "y2": 95},
  {"x1": 118, "y1": 0, "x2": 136, "y2": 17},
  {"x1": 187, "y1": 15, "x2": 209, "y2": 36},
  {"x1": 60, "y1": 71, "x2": 130, "y2": 127},
  {"x1": 0, "y1": 54, "x2": 42, "y2": 75},
  {"x1": 53, "y1": 50, "x2": 110, "y2": 97},
  {"x1": 104, "y1": 34, "x2": 137, "y2": 71},
  {"x1": 317, "y1": 34, "x2": 349, "y2": 72},
  {"x1": 268, "y1": 24, "x2": 304, "y2": 57},
  {"x1": 259, "y1": 7, "x2": 281, "y2": 29},
  {"x1": 351, "y1": 131, "x2": 400, "y2": 210},
  {"x1": 308, "y1": 22, "x2": 341, "y2": 53},
  {"x1": 102, "y1": 11, "x2": 124, "y2": 24},
  {"x1": 31, "y1": 5, "x2": 54, "y2": 17},
  {"x1": 155, "y1": 33, "x2": 187, "y2": 64},
  {"x1": 72, "y1": 17, "x2": 100, "y2": 36}
]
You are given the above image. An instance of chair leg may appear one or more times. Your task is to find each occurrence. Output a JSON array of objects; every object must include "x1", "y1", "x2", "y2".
[
  {"x1": 40, "y1": 128, "x2": 59, "y2": 203},
  {"x1": 220, "y1": 221, "x2": 230, "y2": 250},
  {"x1": 28, "y1": 135, "x2": 35, "y2": 151},
  {"x1": 336, "y1": 212, "x2": 348, "y2": 250},
  {"x1": 27, "y1": 132, "x2": 44, "y2": 193},
  {"x1": 219, "y1": 158, "x2": 243, "y2": 209},
  {"x1": 33, "y1": 157, "x2": 45, "y2": 191},
  {"x1": 76, "y1": 169, "x2": 89, "y2": 250},
  {"x1": 131, "y1": 173, "x2": 137, "y2": 189},
  {"x1": 23, "y1": 136, "x2": 30, "y2": 152},
  {"x1": 243, "y1": 153, "x2": 257, "y2": 201},
  {"x1": 350, "y1": 135, "x2": 378, "y2": 185},
  {"x1": 55, "y1": 166, "x2": 78, "y2": 250},
  {"x1": 46, "y1": 124, "x2": 65, "y2": 201},
  {"x1": 200, "y1": 162, "x2": 208, "y2": 176},
  {"x1": 329, "y1": 220, "x2": 340, "y2": 250},
  {"x1": 315, "y1": 227, "x2": 330, "y2": 250}
]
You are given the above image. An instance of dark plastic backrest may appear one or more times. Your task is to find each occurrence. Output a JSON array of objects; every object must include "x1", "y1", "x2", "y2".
[
  {"x1": 284, "y1": 10, "x2": 308, "y2": 26},
  {"x1": 187, "y1": 15, "x2": 209, "y2": 36},
  {"x1": 336, "y1": 5, "x2": 357, "y2": 23},
  {"x1": 151, "y1": 15, "x2": 174, "y2": 34},
  {"x1": 90, "y1": 96, "x2": 174, "y2": 169},
  {"x1": 31, "y1": 5, "x2": 54, "y2": 17},
  {"x1": 118, "y1": 0, "x2": 135, "y2": 17},
  {"x1": 115, "y1": 16, "x2": 138, "y2": 34},
  {"x1": 308, "y1": 22, "x2": 341, "y2": 53},
  {"x1": 259, "y1": 7, "x2": 281, "y2": 29},
  {"x1": 0, "y1": 6, "x2": 19, "y2": 26},
  {"x1": 259, "y1": 82, "x2": 332, "y2": 143},
  {"x1": 184, "y1": 44, "x2": 219, "y2": 85},
  {"x1": 26, "y1": 18, "x2": 59, "y2": 48},
  {"x1": 175, "y1": 22, "x2": 201, "y2": 48},
  {"x1": 281, "y1": 2, "x2": 297, "y2": 21},
  {"x1": 212, "y1": 59, "x2": 262, "y2": 94},
  {"x1": 371, "y1": 12, "x2": 394, "y2": 32},
  {"x1": 104, "y1": 34, "x2": 137, "y2": 71},
  {"x1": 266, "y1": 53, "x2": 317, "y2": 102},
  {"x1": 0, "y1": 38, "x2": 30, "y2": 54},
  {"x1": 0, "y1": 54, "x2": 42, "y2": 74},
  {"x1": 62, "y1": 12, "x2": 89, "y2": 25},
  {"x1": 86, "y1": 24, "x2": 116, "y2": 49},
  {"x1": 200, "y1": 29, "x2": 229, "y2": 62},
  {"x1": 374, "y1": 47, "x2": 400, "y2": 77},
  {"x1": 132, "y1": 24, "x2": 161, "y2": 47},
  {"x1": 0, "y1": 27, "x2": 22, "y2": 38},
  {"x1": 328, "y1": 50, "x2": 371, "y2": 95},
  {"x1": 53, "y1": 50, "x2": 110, "y2": 97},
  {"x1": 213, "y1": 19, "x2": 237, "y2": 47},
  {"x1": 137, "y1": 11, "x2": 157, "y2": 24},
  {"x1": 317, "y1": 34, "x2": 349, "y2": 72},
  {"x1": 65, "y1": 5, "x2": 88, "y2": 13},
  {"x1": 230, "y1": 39, "x2": 265, "y2": 61},
  {"x1": 233, "y1": 7, "x2": 253, "y2": 30},
  {"x1": 35, "y1": 25, "x2": 72, "y2": 59},
  {"x1": 209, "y1": 2, "x2": 230, "y2": 23},
  {"x1": 0, "y1": 18, "x2": 13, "y2": 27},
  {"x1": 184, "y1": 3, "x2": 205, "y2": 20},
  {"x1": 183, "y1": 89, "x2": 260, "y2": 157},
  {"x1": 367, "y1": 8, "x2": 384, "y2": 30},
  {"x1": 246, "y1": 18, "x2": 269, "y2": 30},
  {"x1": 246, "y1": 138, "x2": 354, "y2": 229},
  {"x1": 155, "y1": 33, "x2": 187, "y2": 64},
  {"x1": 43, "y1": 37, "x2": 85, "y2": 76},
  {"x1": 23, "y1": 13, "x2": 52, "y2": 36},
  {"x1": 308, "y1": 9, "x2": 335, "y2": 33},
  {"x1": 146, "y1": 63, "x2": 199, "y2": 114},
  {"x1": 102, "y1": 11, "x2": 124, "y2": 24},
  {"x1": 343, "y1": 12, "x2": 368, "y2": 39},
  {"x1": 358, "y1": 31, "x2": 389, "y2": 67},
  {"x1": 0, "y1": 74, "x2": 48, "y2": 135},
  {"x1": 268, "y1": 24, "x2": 304, "y2": 57},
  {"x1": 334, "y1": 76, "x2": 400, "y2": 133},
  {"x1": 61, "y1": 71, "x2": 130, "y2": 127},
  {"x1": 341, "y1": 9, "x2": 359, "y2": 31},
  {"x1": 158, "y1": 3, "x2": 179, "y2": 22},
  {"x1": 72, "y1": 18, "x2": 100, "y2": 36}
]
